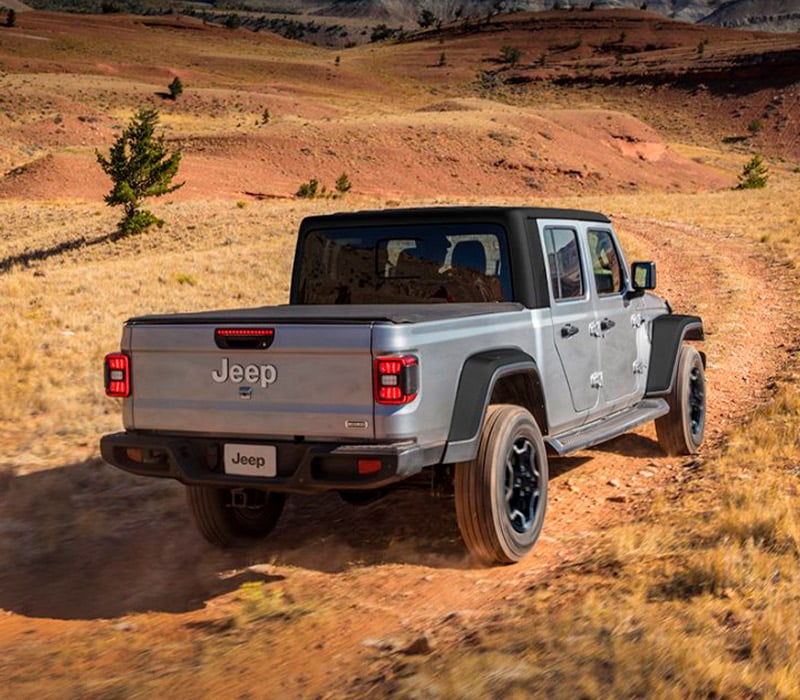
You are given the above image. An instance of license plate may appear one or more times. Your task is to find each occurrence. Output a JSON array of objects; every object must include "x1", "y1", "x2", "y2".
[{"x1": 223, "y1": 444, "x2": 277, "y2": 477}]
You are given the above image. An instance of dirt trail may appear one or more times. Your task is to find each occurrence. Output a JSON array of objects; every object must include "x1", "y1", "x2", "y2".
[{"x1": 0, "y1": 215, "x2": 795, "y2": 697}]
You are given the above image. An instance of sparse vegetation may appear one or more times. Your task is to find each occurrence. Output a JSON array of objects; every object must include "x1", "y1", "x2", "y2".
[
  {"x1": 96, "y1": 107, "x2": 183, "y2": 237},
  {"x1": 418, "y1": 8, "x2": 437, "y2": 29},
  {"x1": 736, "y1": 154, "x2": 769, "y2": 189},
  {"x1": 168, "y1": 76, "x2": 183, "y2": 101},
  {"x1": 748, "y1": 118, "x2": 763, "y2": 135},
  {"x1": 437, "y1": 51, "x2": 447, "y2": 67},
  {"x1": 500, "y1": 45, "x2": 522, "y2": 66},
  {"x1": 335, "y1": 172, "x2": 352, "y2": 195},
  {"x1": 5, "y1": 8, "x2": 16, "y2": 28},
  {"x1": 260, "y1": 107, "x2": 270, "y2": 125},
  {"x1": 296, "y1": 177, "x2": 320, "y2": 199}
]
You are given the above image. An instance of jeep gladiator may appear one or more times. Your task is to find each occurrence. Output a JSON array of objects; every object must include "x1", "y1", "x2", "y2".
[{"x1": 101, "y1": 207, "x2": 706, "y2": 564}]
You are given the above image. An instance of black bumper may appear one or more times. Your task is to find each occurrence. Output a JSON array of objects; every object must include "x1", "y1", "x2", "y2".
[{"x1": 100, "y1": 431, "x2": 437, "y2": 493}]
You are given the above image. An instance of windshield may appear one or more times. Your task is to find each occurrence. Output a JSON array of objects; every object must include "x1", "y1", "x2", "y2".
[{"x1": 295, "y1": 223, "x2": 513, "y2": 304}]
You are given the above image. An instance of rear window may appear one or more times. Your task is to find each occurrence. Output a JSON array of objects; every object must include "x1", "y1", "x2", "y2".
[{"x1": 295, "y1": 224, "x2": 513, "y2": 304}]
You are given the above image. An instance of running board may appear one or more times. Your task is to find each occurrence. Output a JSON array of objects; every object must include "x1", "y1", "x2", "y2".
[{"x1": 546, "y1": 399, "x2": 669, "y2": 455}]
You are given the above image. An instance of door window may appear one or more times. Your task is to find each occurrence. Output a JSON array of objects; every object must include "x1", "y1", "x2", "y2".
[
  {"x1": 544, "y1": 227, "x2": 585, "y2": 301},
  {"x1": 588, "y1": 230, "x2": 624, "y2": 295}
]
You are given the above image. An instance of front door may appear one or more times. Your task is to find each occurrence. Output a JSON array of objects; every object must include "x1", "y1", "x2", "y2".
[
  {"x1": 586, "y1": 228, "x2": 639, "y2": 411},
  {"x1": 542, "y1": 224, "x2": 601, "y2": 415}
]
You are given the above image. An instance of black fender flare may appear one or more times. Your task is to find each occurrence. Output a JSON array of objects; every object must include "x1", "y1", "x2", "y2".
[
  {"x1": 645, "y1": 314, "x2": 704, "y2": 396},
  {"x1": 442, "y1": 348, "x2": 545, "y2": 464}
]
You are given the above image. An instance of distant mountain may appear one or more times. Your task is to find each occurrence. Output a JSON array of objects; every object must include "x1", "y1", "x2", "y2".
[
  {"x1": 318, "y1": 0, "x2": 799, "y2": 30},
  {"x1": 2, "y1": 0, "x2": 33, "y2": 10},
  {"x1": 699, "y1": 0, "x2": 800, "y2": 30}
]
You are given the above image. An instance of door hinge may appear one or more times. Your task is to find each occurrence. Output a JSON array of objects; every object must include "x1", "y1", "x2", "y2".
[
  {"x1": 633, "y1": 360, "x2": 647, "y2": 375},
  {"x1": 590, "y1": 371, "x2": 604, "y2": 388},
  {"x1": 631, "y1": 313, "x2": 645, "y2": 328},
  {"x1": 589, "y1": 321, "x2": 602, "y2": 338}
]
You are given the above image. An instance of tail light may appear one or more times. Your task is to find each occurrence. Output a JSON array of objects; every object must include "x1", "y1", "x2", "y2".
[
  {"x1": 104, "y1": 353, "x2": 131, "y2": 397},
  {"x1": 374, "y1": 355, "x2": 419, "y2": 405}
]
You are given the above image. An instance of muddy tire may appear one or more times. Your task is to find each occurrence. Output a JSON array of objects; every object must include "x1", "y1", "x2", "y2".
[
  {"x1": 186, "y1": 486, "x2": 285, "y2": 547},
  {"x1": 454, "y1": 404, "x2": 548, "y2": 565},
  {"x1": 656, "y1": 345, "x2": 706, "y2": 456}
]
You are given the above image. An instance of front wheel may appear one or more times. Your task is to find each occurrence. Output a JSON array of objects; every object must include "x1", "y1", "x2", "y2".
[
  {"x1": 455, "y1": 404, "x2": 549, "y2": 565},
  {"x1": 186, "y1": 486, "x2": 285, "y2": 547},
  {"x1": 655, "y1": 344, "x2": 706, "y2": 456}
]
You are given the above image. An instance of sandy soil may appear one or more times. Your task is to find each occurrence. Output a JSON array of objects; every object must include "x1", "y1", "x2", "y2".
[
  {"x1": 1, "y1": 9, "x2": 799, "y2": 697},
  {"x1": 0, "y1": 207, "x2": 794, "y2": 698}
]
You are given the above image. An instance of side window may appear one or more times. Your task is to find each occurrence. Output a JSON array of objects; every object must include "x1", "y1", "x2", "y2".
[
  {"x1": 588, "y1": 229, "x2": 624, "y2": 295},
  {"x1": 544, "y1": 227, "x2": 585, "y2": 301}
]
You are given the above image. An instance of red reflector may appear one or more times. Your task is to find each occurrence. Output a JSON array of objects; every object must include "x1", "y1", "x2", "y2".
[
  {"x1": 373, "y1": 355, "x2": 419, "y2": 405},
  {"x1": 358, "y1": 459, "x2": 382, "y2": 475},
  {"x1": 104, "y1": 353, "x2": 131, "y2": 398}
]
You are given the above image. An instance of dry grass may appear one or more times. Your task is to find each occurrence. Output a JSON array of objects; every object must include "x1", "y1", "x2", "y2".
[{"x1": 385, "y1": 173, "x2": 800, "y2": 698}]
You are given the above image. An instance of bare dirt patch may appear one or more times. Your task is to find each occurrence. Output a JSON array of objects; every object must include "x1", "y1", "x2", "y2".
[{"x1": 0, "y1": 203, "x2": 794, "y2": 698}]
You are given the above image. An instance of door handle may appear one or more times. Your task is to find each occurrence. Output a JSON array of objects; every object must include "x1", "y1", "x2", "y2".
[
  {"x1": 600, "y1": 318, "x2": 616, "y2": 331},
  {"x1": 561, "y1": 324, "x2": 579, "y2": 338}
]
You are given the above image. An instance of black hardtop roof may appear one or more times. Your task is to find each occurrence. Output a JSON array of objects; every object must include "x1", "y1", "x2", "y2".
[{"x1": 300, "y1": 206, "x2": 610, "y2": 229}]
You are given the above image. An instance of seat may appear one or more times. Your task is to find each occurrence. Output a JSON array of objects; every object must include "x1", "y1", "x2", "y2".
[{"x1": 451, "y1": 241, "x2": 487, "y2": 274}]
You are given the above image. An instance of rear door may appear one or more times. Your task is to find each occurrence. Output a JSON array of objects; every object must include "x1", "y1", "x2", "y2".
[
  {"x1": 128, "y1": 322, "x2": 375, "y2": 440},
  {"x1": 540, "y1": 222, "x2": 601, "y2": 415}
]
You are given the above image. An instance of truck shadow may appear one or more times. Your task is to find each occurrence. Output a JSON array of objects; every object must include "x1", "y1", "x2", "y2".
[{"x1": 0, "y1": 446, "x2": 611, "y2": 621}]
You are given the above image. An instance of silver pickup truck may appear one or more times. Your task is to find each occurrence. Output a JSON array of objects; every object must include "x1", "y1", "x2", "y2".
[{"x1": 101, "y1": 206, "x2": 706, "y2": 565}]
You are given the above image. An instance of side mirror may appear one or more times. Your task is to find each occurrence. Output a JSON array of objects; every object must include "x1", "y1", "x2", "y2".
[{"x1": 630, "y1": 261, "x2": 656, "y2": 295}]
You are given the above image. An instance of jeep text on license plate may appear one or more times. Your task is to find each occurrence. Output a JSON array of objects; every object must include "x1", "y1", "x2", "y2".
[{"x1": 223, "y1": 444, "x2": 277, "y2": 477}]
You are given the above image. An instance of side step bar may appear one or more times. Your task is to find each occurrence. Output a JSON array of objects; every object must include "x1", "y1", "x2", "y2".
[{"x1": 546, "y1": 399, "x2": 669, "y2": 455}]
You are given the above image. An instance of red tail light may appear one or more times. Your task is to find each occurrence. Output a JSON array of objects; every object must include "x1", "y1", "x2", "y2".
[
  {"x1": 104, "y1": 353, "x2": 131, "y2": 398},
  {"x1": 374, "y1": 355, "x2": 419, "y2": 405}
]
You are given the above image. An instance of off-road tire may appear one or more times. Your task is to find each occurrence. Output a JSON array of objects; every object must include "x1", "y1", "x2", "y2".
[
  {"x1": 454, "y1": 404, "x2": 548, "y2": 565},
  {"x1": 186, "y1": 486, "x2": 285, "y2": 547},
  {"x1": 656, "y1": 344, "x2": 706, "y2": 456}
]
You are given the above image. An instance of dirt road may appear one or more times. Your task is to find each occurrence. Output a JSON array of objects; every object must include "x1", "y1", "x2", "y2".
[{"x1": 0, "y1": 213, "x2": 795, "y2": 698}]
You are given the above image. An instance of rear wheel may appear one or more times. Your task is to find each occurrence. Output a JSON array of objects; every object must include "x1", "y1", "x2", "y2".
[
  {"x1": 656, "y1": 344, "x2": 706, "y2": 456},
  {"x1": 186, "y1": 486, "x2": 285, "y2": 547},
  {"x1": 455, "y1": 404, "x2": 548, "y2": 565}
]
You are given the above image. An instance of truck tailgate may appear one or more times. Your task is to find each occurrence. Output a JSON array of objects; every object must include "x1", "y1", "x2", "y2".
[{"x1": 127, "y1": 323, "x2": 374, "y2": 440}]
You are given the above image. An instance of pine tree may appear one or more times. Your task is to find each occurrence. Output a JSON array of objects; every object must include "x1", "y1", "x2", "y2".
[
  {"x1": 168, "y1": 76, "x2": 183, "y2": 100},
  {"x1": 96, "y1": 107, "x2": 183, "y2": 237},
  {"x1": 736, "y1": 154, "x2": 769, "y2": 190}
]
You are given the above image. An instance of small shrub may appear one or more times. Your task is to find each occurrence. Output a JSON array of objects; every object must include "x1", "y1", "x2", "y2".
[
  {"x1": 235, "y1": 200, "x2": 246, "y2": 209},
  {"x1": 748, "y1": 119, "x2": 763, "y2": 135},
  {"x1": 5, "y1": 8, "x2": 16, "y2": 28},
  {"x1": 168, "y1": 77, "x2": 183, "y2": 101},
  {"x1": 418, "y1": 9, "x2": 437, "y2": 28},
  {"x1": 334, "y1": 55, "x2": 340, "y2": 67},
  {"x1": 500, "y1": 45, "x2": 522, "y2": 66},
  {"x1": 736, "y1": 154, "x2": 769, "y2": 190},
  {"x1": 261, "y1": 108, "x2": 270, "y2": 125},
  {"x1": 225, "y1": 14, "x2": 241, "y2": 29},
  {"x1": 175, "y1": 273, "x2": 196, "y2": 286},
  {"x1": 438, "y1": 51, "x2": 447, "y2": 67},
  {"x1": 296, "y1": 178, "x2": 320, "y2": 199},
  {"x1": 335, "y1": 172, "x2": 352, "y2": 195}
]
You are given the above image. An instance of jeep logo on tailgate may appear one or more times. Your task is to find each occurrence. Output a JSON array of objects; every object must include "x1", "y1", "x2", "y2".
[{"x1": 212, "y1": 357, "x2": 277, "y2": 388}]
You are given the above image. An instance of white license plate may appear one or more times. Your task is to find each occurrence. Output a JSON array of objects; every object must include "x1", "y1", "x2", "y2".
[{"x1": 223, "y1": 444, "x2": 277, "y2": 477}]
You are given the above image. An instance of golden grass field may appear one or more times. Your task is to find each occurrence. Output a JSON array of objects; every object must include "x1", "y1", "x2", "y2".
[{"x1": 1, "y1": 8, "x2": 800, "y2": 699}]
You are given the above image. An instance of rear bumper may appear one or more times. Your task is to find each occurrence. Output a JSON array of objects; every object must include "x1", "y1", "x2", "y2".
[{"x1": 100, "y1": 431, "x2": 440, "y2": 493}]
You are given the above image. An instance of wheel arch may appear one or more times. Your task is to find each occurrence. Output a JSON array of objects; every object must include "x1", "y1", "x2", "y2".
[
  {"x1": 442, "y1": 349, "x2": 548, "y2": 464},
  {"x1": 645, "y1": 314, "x2": 704, "y2": 396}
]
